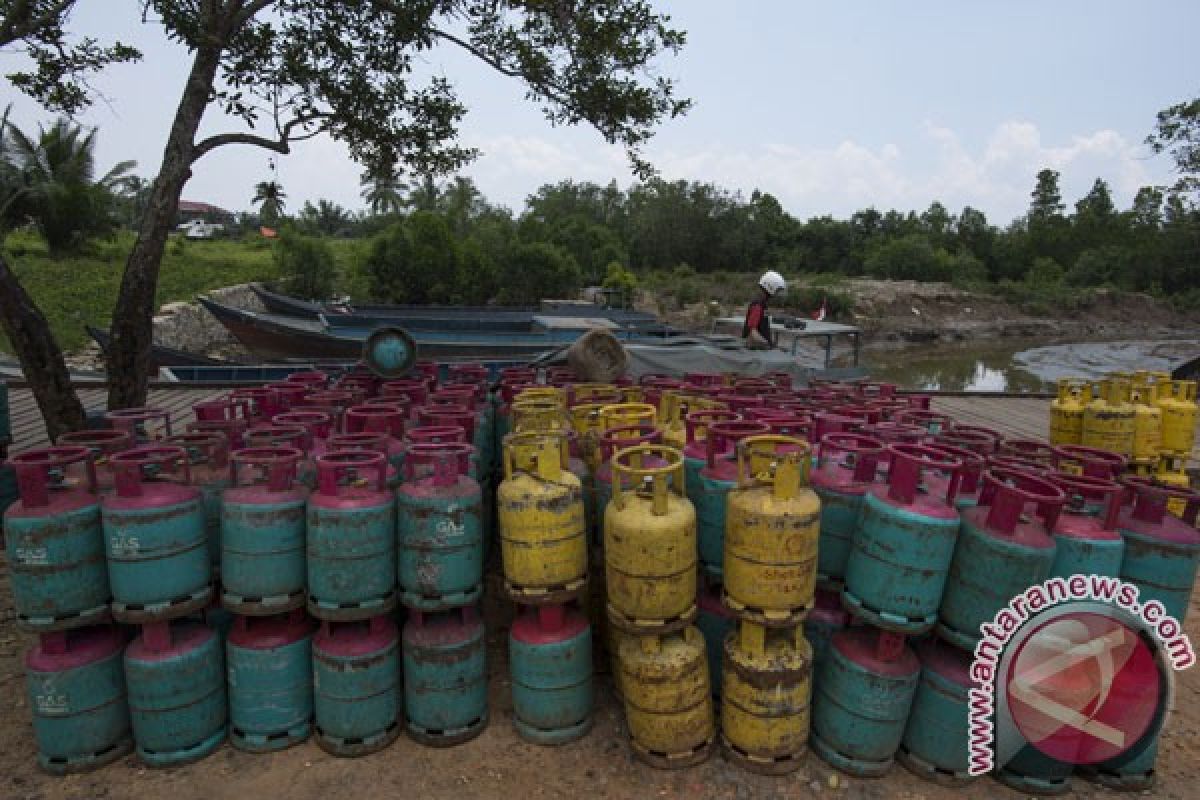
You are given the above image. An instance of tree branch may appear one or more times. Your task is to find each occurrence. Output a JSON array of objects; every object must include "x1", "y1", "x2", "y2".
[
  {"x1": 190, "y1": 112, "x2": 331, "y2": 162},
  {"x1": 427, "y1": 28, "x2": 522, "y2": 78},
  {"x1": 226, "y1": 0, "x2": 274, "y2": 30},
  {"x1": 427, "y1": 25, "x2": 584, "y2": 117}
]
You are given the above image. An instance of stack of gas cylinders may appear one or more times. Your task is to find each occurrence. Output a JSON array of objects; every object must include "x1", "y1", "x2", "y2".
[
  {"x1": 5, "y1": 365, "x2": 1199, "y2": 792},
  {"x1": 496, "y1": 378, "x2": 595, "y2": 745},
  {"x1": 1051, "y1": 370, "x2": 1196, "y2": 515},
  {"x1": 597, "y1": 382, "x2": 714, "y2": 767},
  {"x1": 1, "y1": 363, "x2": 491, "y2": 771}
]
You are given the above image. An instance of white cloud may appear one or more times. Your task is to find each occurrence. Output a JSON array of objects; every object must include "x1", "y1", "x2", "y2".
[
  {"x1": 182, "y1": 118, "x2": 1165, "y2": 224},
  {"x1": 631, "y1": 120, "x2": 1159, "y2": 222}
]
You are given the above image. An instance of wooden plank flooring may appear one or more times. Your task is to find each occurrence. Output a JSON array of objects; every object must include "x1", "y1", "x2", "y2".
[
  {"x1": 4, "y1": 389, "x2": 1197, "y2": 470},
  {"x1": 5, "y1": 388, "x2": 226, "y2": 453}
]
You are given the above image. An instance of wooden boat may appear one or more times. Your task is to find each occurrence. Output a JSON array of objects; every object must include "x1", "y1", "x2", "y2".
[
  {"x1": 1172, "y1": 353, "x2": 1200, "y2": 381},
  {"x1": 206, "y1": 297, "x2": 679, "y2": 361},
  {"x1": 87, "y1": 326, "x2": 237, "y2": 370},
  {"x1": 198, "y1": 299, "x2": 366, "y2": 360},
  {"x1": 251, "y1": 283, "x2": 662, "y2": 326}
]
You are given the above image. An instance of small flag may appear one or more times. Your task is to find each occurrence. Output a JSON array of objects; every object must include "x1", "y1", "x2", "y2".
[{"x1": 811, "y1": 296, "x2": 827, "y2": 321}]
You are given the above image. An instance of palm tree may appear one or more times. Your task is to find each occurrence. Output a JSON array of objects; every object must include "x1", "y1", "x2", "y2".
[
  {"x1": 359, "y1": 163, "x2": 406, "y2": 216},
  {"x1": 408, "y1": 173, "x2": 441, "y2": 212},
  {"x1": 252, "y1": 180, "x2": 287, "y2": 224},
  {"x1": 299, "y1": 198, "x2": 351, "y2": 236},
  {"x1": 3, "y1": 116, "x2": 136, "y2": 252}
]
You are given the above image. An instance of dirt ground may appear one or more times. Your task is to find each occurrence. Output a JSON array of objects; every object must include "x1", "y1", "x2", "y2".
[
  {"x1": 1, "y1": 562, "x2": 1198, "y2": 800},
  {"x1": 650, "y1": 278, "x2": 1200, "y2": 350}
]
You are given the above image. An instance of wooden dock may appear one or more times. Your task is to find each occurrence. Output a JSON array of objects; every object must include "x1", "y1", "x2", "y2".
[{"x1": 8, "y1": 388, "x2": 1196, "y2": 466}]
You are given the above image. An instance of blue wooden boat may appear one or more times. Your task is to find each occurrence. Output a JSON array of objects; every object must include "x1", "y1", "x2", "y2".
[
  {"x1": 201, "y1": 297, "x2": 672, "y2": 362},
  {"x1": 252, "y1": 284, "x2": 662, "y2": 327}
]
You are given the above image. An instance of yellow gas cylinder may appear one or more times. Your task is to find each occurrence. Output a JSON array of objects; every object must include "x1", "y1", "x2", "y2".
[
  {"x1": 599, "y1": 402, "x2": 657, "y2": 431},
  {"x1": 569, "y1": 403, "x2": 608, "y2": 472},
  {"x1": 1048, "y1": 379, "x2": 1088, "y2": 446},
  {"x1": 498, "y1": 432, "x2": 587, "y2": 602},
  {"x1": 514, "y1": 386, "x2": 566, "y2": 409},
  {"x1": 617, "y1": 627, "x2": 715, "y2": 768},
  {"x1": 616, "y1": 385, "x2": 644, "y2": 403},
  {"x1": 512, "y1": 398, "x2": 569, "y2": 433},
  {"x1": 571, "y1": 383, "x2": 619, "y2": 405},
  {"x1": 721, "y1": 620, "x2": 812, "y2": 775},
  {"x1": 724, "y1": 435, "x2": 821, "y2": 626},
  {"x1": 661, "y1": 392, "x2": 716, "y2": 451},
  {"x1": 659, "y1": 391, "x2": 688, "y2": 450},
  {"x1": 604, "y1": 445, "x2": 697, "y2": 633},
  {"x1": 1160, "y1": 380, "x2": 1198, "y2": 456},
  {"x1": 1081, "y1": 379, "x2": 1135, "y2": 458},
  {"x1": 1156, "y1": 454, "x2": 1193, "y2": 518},
  {"x1": 1131, "y1": 384, "x2": 1163, "y2": 467}
]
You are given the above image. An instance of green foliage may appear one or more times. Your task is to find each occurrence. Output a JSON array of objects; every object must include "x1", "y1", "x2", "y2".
[
  {"x1": 363, "y1": 211, "x2": 509, "y2": 305},
  {"x1": 1147, "y1": 96, "x2": 1200, "y2": 197},
  {"x1": 275, "y1": 231, "x2": 335, "y2": 301},
  {"x1": 499, "y1": 242, "x2": 581, "y2": 305},
  {"x1": 602, "y1": 262, "x2": 638, "y2": 292},
  {"x1": 252, "y1": 180, "x2": 286, "y2": 225},
  {"x1": 297, "y1": 199, "x2": 351, "y2": 237},
  {"x1": 131, "y1": 1, "x2": 689, "y2": 179},
  {"x1": 1, "y1": 1, "x2": 140, "y2": 114},
  {"x1": 1, "y1": 115, "x2": 134, "y2": 253},
  {"x1": 864, "y1": 234, "x2": 951, "y2": 281},
  {"x1": 0, "y1": 230, "x2": 287, "y2": 350},
  {"x1": 779, "y1": 286, "x2": 853, "y2": 320},
  {"x1": 1024, "y1": 256, "x2": 1066, "y2": 288}
]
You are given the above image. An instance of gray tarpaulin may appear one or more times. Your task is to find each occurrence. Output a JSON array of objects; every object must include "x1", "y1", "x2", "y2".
[{"x1": 531, "y1": 336, "x2": 866, "y2": 384}]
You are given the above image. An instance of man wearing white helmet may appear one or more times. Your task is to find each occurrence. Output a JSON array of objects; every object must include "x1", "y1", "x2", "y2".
[{"x1": 742, "y1": 270, "x2": 786, "y2": 349}]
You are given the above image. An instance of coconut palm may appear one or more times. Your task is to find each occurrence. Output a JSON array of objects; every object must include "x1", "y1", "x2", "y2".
[
  {"x1": 359, "y1": 164, "x2": 407, "y2": 216},
  {"x1": 252, "y1": 180, "x2": 287, "y2": 223},
  {"x1": 3, "y1": 115, "x2": 136, "y2": 252}
]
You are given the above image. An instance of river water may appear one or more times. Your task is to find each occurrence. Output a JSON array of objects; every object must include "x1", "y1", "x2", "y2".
[{"x1": 864, "y1": 338, "x2": 1200, "y2": 392}]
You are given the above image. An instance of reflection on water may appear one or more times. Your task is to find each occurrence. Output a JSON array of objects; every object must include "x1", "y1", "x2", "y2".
[{"x1": 864, "y1": 338, "x2": 1200, "y2": 392}]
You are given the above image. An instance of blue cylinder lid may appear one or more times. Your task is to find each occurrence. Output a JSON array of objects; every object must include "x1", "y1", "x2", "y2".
[{"x1": 363, "y1": 327, "x2": 417, "y2": 378}]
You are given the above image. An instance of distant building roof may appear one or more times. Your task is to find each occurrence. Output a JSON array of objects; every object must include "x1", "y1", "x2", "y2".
[{"x1": 178, "y1": 200, "x2": 232, "y2": 215}]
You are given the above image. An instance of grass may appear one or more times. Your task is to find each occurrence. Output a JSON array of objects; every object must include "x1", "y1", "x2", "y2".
[{"x1": 2, "y1": 229, "x2": 362, "y2": 352}]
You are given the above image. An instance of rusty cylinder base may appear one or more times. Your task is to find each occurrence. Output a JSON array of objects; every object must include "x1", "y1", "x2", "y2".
[
  {"x1": 406, "y1": 711, "x2": 488, "y2": 748},
  {"x1": 606, "y1": 602, "x2": 697, "y2": 637},
  {"x1": 38, "y1": 737, "x2": 133, "y2": 777},
  {"x1": 721, "y1": 592, "x2": 808, "y2": 628},
  {"x1": 112, "y1": 585, "x2": 214, "y2": 625},
  {"x1": 315, "y1": 721, "x2": 401, "y2": 758},
  {"x1": 896, "y1": 746, "x2": 977, "y2": 787},
  {"x1": 505, "y1": 578, "x2": 587, "y2": 607},
  {"x1": 811, "y1": 731, "x2": 894, "y2": 778},
  {"x1": 631, "y1": 733, "x2": 715, "y2": 770},
  {"x1": 721, "y1": 736, "x2": 807, "y2": 775}
]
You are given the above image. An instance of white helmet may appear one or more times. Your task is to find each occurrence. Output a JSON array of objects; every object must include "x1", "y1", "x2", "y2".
[{"x1": 759, "y1": 270, "x2": 787, "y2": 296}]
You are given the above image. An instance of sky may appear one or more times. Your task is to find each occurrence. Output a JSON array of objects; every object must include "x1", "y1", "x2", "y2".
[{"x1": 2, "y1": 1, "x2": 1196, "y2": 223}]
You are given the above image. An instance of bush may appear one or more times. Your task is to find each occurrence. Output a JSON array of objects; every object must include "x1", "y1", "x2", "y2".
[
  {"x1": 781, "y1": 286, "x2": 853, "y2": 319},
  {"x1": 1167, "y1": 287, "x2": 1200, "y2": 312},
  {"x1": 863, "y1": 234, "x2": 952, "y2": 282},
  {"x1": 499, "y1": 242, "x2": 581, "y2": 305},
  {"x1": 361, "y1": 213, "x2": 456, "y2": 304},
  {"x1": 275, "y1": 232, "x2": 335, "y2": 301}
]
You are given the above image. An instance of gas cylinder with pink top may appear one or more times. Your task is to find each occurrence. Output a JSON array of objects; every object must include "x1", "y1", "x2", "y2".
[{"x1": 101, "y1": 445, "x2": 213, "y2": 622}]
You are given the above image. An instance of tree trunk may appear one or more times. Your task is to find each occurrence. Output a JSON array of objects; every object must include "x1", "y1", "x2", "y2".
[
  {"x1": 0, "y1": 252, "x2": 86, "y2": 440},
  {"x1": 106, "y1": 43, "x2": 224, "y2": 410}
]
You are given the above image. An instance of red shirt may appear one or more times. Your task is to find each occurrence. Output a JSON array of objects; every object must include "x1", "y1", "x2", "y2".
[{"x1": 742, "y1": 298, "x2": 773, "y2": 345}]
